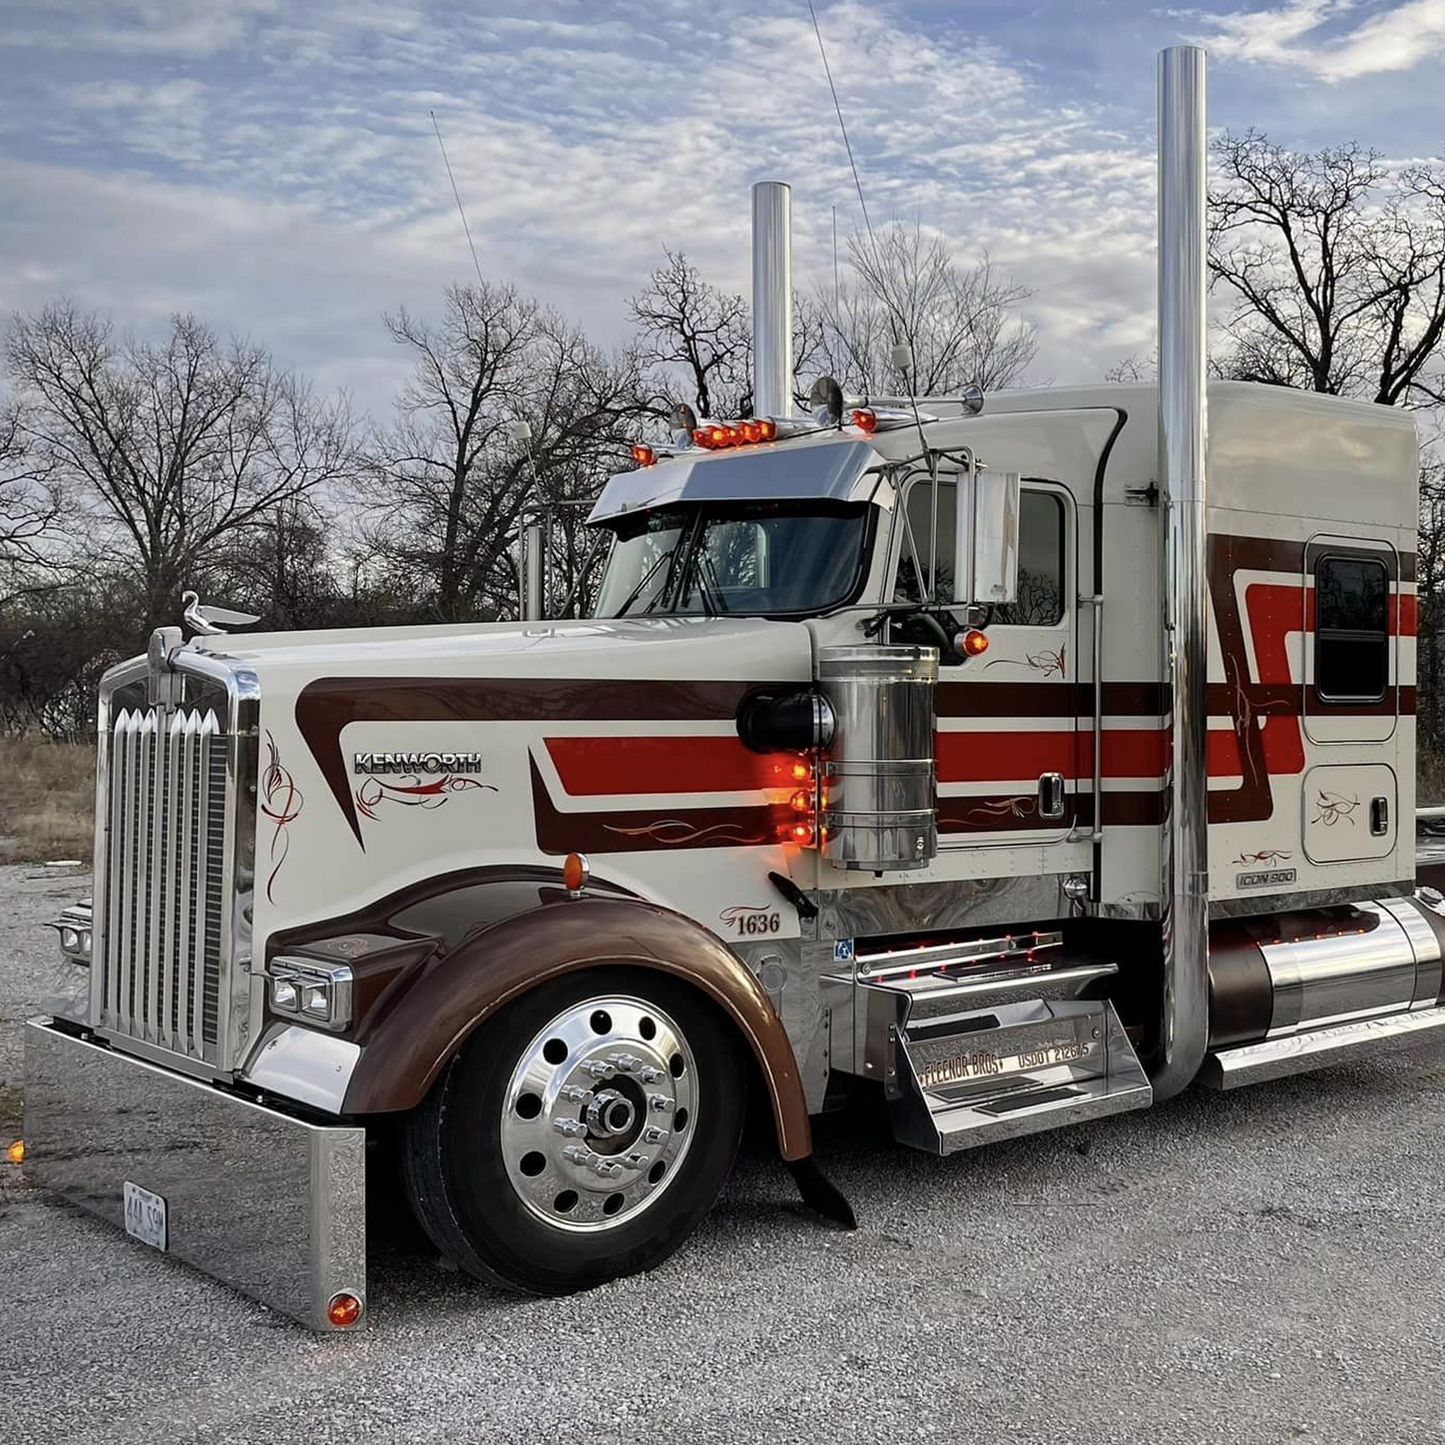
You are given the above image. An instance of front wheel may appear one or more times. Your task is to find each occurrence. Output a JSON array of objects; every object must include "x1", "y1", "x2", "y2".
[{"x1": 403, "y1": 967, "x2": 746, "y2": 1294}]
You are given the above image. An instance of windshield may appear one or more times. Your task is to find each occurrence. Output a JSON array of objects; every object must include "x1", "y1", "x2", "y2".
[{"x1": 592, "y1": 500, "x2": 871, "y2": 619}]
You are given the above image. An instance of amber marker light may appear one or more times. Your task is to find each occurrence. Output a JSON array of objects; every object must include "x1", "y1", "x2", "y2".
[
  {"x1": 631, "y1": 443, "x2": 656, "y2": 467},
  {"x1": 851, "y1": 408, "x2": 878, "y2": 435},
  {"x1": 6, "y1": 1139, "x2": 24, "y2": 1165},
  {"x1": 327, "y1": 1292, "x2": 363, "y2": 1328},
  {"x1": 789, "y1": 758, "x2": 811, "y2": 783},
  {"x1": 961, "y1": 628, "x2": 990, "y2": 658},
  {"x1": 562, "y1": 851, "x2": 590, "y2": 895}
]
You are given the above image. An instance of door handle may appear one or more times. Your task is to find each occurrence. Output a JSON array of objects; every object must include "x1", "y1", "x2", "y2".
[
  {"x1": 1370, "y1": 796, "x2": 1390, "y2": 836},
  {"x1": 1038, "y1": 772, "x2": 1066, "y2": 820}
]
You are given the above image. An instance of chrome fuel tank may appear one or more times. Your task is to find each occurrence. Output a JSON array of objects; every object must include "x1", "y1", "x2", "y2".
[{"x1": 1208, "y1": 895, "x2": 1445, "y2": 1047}]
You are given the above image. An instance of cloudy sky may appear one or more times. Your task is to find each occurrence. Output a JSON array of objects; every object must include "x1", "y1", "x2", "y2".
[{"x1": 3, "y1": 0, "x2": 1443, "y2": 417}]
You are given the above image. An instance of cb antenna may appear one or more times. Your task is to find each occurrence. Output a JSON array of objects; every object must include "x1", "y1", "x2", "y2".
[
  {"x1": 431, "y1": 110, "x2": 487, "y2": 289},
  {"x1": 808, "y1": 1, "x2": 877, "y2": 252},
  {"x1": 808, "y1": 2, "x2": 888, "y2": 385}
]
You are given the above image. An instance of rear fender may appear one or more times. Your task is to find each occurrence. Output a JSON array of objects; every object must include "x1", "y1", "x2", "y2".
[{"x1": 340, "y1": 894, "x2": 812, "y2": 1160}]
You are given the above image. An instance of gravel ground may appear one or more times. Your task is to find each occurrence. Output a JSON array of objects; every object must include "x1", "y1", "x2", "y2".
[{"x1": 5, "y1": 861, "x2": 1445, "y2": 1444}]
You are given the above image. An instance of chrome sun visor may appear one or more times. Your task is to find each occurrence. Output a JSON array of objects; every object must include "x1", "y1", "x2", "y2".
[{"x1": 588, "y1": 437, "x2": 885, "y2": 526}]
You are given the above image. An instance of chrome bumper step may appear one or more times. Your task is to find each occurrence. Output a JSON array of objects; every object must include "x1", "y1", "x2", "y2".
[
  {"x1": 1201, "y1": 1004, "x2": 1445, "y2": 1090},
  {"x1": 826, "y1": 946, "x2": 1152, "y2": 1154},
  {"x1": 889, "y1": 997, "x2": 1153, "y2": 1154}
]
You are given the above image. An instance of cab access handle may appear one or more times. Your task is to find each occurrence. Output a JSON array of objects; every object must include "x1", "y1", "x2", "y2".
[{"x1": 1039, "y1": 772, "x2": 1066, "y2": 821}]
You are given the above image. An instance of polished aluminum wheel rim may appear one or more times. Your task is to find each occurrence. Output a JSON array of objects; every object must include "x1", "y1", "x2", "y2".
[{"x1": 500, "y1": 995, "x2": 698, "y2": 1233}]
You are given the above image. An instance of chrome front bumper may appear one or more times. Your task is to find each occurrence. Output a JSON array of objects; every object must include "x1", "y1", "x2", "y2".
[{"x1": 22, "y1": 1019, "x2": 367, "y2": 1331}]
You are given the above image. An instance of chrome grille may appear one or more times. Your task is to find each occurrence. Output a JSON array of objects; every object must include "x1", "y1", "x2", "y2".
[{"x1": 100, "y1": 706, "x2": 230, "y2": 1065}]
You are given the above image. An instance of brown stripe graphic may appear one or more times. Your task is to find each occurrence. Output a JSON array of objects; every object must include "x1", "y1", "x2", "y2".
[
  {"x1": 530, "y1": 756, "x2": 780, "y2": 854},
  {"x1": 296, "y1": 676, "x2": 785, "y2": 845}
]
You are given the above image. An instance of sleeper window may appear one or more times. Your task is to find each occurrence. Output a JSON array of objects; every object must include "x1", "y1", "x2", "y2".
[{"x1": 1314, "y1": 555, "x2": 1389, "y2": 702}]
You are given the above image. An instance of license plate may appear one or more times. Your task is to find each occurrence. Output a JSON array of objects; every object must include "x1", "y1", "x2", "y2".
[{"x1": 123, "y1": 1181, "x2": 168, "y2": 1251}]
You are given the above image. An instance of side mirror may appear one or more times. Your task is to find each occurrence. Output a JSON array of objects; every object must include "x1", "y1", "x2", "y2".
[{"x1": 970, "y1": 469, "x2": 1020, "y2": 607}]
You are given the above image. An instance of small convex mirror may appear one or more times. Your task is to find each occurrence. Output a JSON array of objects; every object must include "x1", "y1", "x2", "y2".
[{"x1": 971, "y1": 469, "x2": 1021, "y2": 606}]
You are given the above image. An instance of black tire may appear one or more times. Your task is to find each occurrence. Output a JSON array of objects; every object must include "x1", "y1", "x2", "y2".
[{"x1": 402, "y1": 966, "x2": 746, "y2": 1295}]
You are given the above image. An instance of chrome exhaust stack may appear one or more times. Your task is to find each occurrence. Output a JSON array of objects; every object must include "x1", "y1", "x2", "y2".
[
  {"x1": 751, "y1": 180, "x2": 793, "y2": 418},
  {"x1": 1153, "y1": 44, "x2": 1211, "y2": 1099}
]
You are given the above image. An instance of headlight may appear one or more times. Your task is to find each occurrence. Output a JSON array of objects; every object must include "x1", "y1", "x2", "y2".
[
  {"x1": 267, "y1": 958, "x2": 353, "y2": 1033},
  {"x1": 51, "y1": 909, "x2": 93, "y2": 966}
]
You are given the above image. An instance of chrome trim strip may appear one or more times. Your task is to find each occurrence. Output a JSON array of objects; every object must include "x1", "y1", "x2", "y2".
[
  {"x1": 1201, "y1": 1005, "x2": 1445, "y2": 1090},
  {"x1": 1210, "y1": 880, "x2": 1417, "y2": 919}
]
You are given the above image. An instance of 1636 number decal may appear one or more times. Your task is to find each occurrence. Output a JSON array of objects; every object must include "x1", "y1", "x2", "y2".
[{"x1": 720, "y1": 905, "x2": 781, "y2": 936}]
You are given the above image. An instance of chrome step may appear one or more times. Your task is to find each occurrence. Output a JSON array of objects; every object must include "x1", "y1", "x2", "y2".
[
  {"x1": 825, "y1": 944, "x2": 1119, "y2": 1082},
  {"x1": 1201, "y1": 1004, "x2": 1445, "y2": 1090},
  {"x1": 823, "y1": 941, "x2": 1151, "y2": 1154},
  {"x1": 888, "y1": 997, "x2": 1152, "y2": 1155}
]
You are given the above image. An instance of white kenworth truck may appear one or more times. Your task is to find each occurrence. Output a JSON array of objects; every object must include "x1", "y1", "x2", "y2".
[{"x1": 23, "y1": 49, "x2": 1445, "y2": 1330}]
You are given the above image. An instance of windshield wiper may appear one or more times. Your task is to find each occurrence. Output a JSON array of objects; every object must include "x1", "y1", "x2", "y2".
[
  {"x1": 695, "y1": 550, "x2": 729, "y2": 614},
  {"x1": 614, "y1": 548, "x2": 676, "y2": 617}
]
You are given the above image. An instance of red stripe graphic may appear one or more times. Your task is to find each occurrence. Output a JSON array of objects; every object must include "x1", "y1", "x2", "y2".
[{"x1": 545, "y1": 736, "x2": 793, "y2": 796}]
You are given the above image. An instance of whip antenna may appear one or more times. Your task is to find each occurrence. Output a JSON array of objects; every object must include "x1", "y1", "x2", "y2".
[
  {"x1": 808, "y1": 1, "x2": 878, "y2": 255},
  {"x1": 431, "y1": 110, "x2": 487, "y2": 288}
]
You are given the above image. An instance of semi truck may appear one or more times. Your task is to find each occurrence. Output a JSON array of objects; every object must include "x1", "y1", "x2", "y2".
[{"x1": 22, "y1": 47, "x2": 1445, "y2": 1330}]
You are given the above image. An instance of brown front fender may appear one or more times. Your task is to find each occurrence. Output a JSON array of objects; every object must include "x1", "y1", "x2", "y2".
[{"x1": 340, "y1": 895, "x2": 812, "y2": 1161}]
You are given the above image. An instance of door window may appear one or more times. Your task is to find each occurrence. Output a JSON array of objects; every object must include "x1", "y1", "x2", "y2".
[
  {"x1": 894, "y1": 479, "x2": 1064, "y2": 624},
  {"x1": 993, "y1": 492, "x2": 1065, "y2": 627}
]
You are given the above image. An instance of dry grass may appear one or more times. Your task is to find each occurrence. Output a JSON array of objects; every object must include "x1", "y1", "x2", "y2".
[{"x1": 0, "y1": 736, "x2": 96, "y2": 865}]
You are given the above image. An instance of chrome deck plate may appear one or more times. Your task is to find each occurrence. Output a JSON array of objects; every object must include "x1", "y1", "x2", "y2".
[{"x1": 1202, "y1": 1004, "x2": 1445, "y2": 1090}]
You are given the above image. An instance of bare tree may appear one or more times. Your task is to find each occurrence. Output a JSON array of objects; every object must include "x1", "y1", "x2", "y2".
[
  {"x1": 5, "y1": 302, "x2": 355, "y2": 632},
  {"x1": 0, "y1": 400, "x2": 65, "y2": 603},
  {"x1": 629, "y1": 250, "x2": 752, "y2": 420},
  {"x1": 815, "y1": 221, "x2": 1037, "y2": 398},
  {"x1": 1209, "y1": 130, "x2": 1445, "y2": 404},
  {"x1": 362, "y1": 284, "x2": 646, "y2": 622}
]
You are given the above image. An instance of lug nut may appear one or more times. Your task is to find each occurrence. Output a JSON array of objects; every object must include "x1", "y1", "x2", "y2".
[
  {"x1": 648, "y1": 1094, "x2": 674, "y2": 1113},
  {"x1": 639, "y1": 1066, "x2": 661, "y2": 1084},
  {"x1": 558, "y1": 1084, "x2": 591, "y2": 1104},
  {"x1": 581, "y1": 1061, "x2": 616, "y2": 1080},
  {"x1": 593, "y1": 1159, "x2": 623, "y2": 1179},
  {"x1": 562, "y1": 1144, "x2": 593, "y2": 1166},
  {"x1": 643, "y1": 1126, "x2": 667, "y2": 1145},
  {"x1": 606, "y1": 1052, "x2": 642, "y2": 1073},
  {"x1": 553, "y1": 1118, "x2": 587, "y2": 1137}
]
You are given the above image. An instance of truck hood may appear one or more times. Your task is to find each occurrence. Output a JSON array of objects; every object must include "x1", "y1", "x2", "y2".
[{"x1": 195, "y1": 614, "x2": 810, "y2": 683}]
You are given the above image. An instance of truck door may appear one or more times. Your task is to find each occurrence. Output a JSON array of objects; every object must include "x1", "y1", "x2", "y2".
[
  {"x1": 892, "y1": 471, "x2": 1080, "y2": 848},
  {"x1": 1300, "y1": 537, "x2": 1400, "y2": 865}
]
